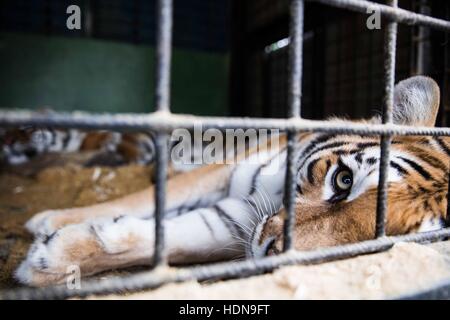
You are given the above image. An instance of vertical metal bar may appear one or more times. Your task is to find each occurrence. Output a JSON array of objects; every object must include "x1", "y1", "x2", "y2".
[
  {"x1": 283, "y1": 0, "x2": 304, "y2": 252},
  {"x1": 446, "y1": 169, "x2": 450, "y2": 227},
  {"x1": 376, "y1": 136, "x2": 392, "y2": 237},
  {"x1": 288, "y1": 0, "x2": 304, "y2": 119},
  {"x1": 375, "y1": 0, "x2": 398, "y2": 238},
  {"x1": 153, "y1": 133, "x2": 169, "y2": 266},
  {"x1": 155, "y1": 0, "x2": 173, "y2": 112},
  {"x1": 283, "y1": 131, "x2": 298, "y2": 252},
  {"x1": 153, "y1": 0, "x2": 173, "y2": 266},
  {"x1": 381, "y1": 0, "x2": 397, "y2": 125},
  {"x1": 415, "y1": 0, "x2": 431, "y2": 75}
]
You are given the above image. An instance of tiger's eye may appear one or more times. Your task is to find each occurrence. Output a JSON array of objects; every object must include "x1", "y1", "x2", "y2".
[{"x1": 335, "y1": 169, "x2": 353, "y2": 191}]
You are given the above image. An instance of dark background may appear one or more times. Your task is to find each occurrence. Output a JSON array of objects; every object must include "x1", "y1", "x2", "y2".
[{"x1": 0, "y1": 0, "x2": 449, "y2": 125}]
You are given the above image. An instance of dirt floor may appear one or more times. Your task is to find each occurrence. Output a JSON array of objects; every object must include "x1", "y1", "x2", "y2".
[{"x1": 1, "y1": 154, "x2": 450, "y2": 299}]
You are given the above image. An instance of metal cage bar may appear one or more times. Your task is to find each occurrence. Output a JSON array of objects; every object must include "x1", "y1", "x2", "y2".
[
  {"x1": 153, "y1": 133, "x2": 169, "y2": 266},
  {"x1": 0, "y1": 0, "x2": 449, "y2": 299},
  {"x1": 284, "y1": 0, "x2": 305, "y2": 252},
  {"x1": 152, "y1": 0, "x2": 173, "y2": 267},
  {"x1": 375, "y1": 0, "x2": 398, "y2": 238},
  {"x1": 155, "y1": 0, "x2": 173, "y2": 113},
  {"x1": 1, "y1": 111, "x2": 450, "y2": 136},
  {"x1": 313, "y1": 0, "x2": 450, "y2": 31},
  {"x1": 288, "y1": 0, "x2": 304, "y2": 119},
  {"x1": 3, "y1": 227, "x2": 450, "y2": 300}
]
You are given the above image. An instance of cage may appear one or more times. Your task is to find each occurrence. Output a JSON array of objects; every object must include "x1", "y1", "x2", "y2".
[{"x1": 0, "y1": 0, "x2": 449, "y2": 299}]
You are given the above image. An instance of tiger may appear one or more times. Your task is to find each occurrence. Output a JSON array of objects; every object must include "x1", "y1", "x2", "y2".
[
  {"x1": 0, "y1": 123, "x2": 210, "y2": 173},
  {"x1": 0, "y1": 125, "x2": 157, "y2": 166},
  {"x1": 14, "y1": 76, "x2": 449, "y2": 287}
]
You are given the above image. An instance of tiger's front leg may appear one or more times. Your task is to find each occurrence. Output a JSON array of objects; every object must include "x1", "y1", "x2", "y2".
[
  {"x1": 16, "y1": 198, "x2": 263, "y2": 287},
  {"x1": 25, "y1": 163, "x2": 233, "y2": 236}
]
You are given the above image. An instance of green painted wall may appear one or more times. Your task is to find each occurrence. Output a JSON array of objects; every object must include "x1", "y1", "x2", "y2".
[{"x1": 0, "y1": 32, "x2": 228, "y2": 116}]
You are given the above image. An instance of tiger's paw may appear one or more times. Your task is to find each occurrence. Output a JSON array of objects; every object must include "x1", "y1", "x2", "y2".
[
  {"x1": 25, "y1": 210, "x2": 65, "y2": 236},
  {"x1": 15, "y1": 222, "x2": 102, "y2": 287},
  {"x1": 24, "y1": 207, "x2": 90, "y2": 236},
  {"x1": 16, "y1": 216, "x2": 153, "y2": 287}
]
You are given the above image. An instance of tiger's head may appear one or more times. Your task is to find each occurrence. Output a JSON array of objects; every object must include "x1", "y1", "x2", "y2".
[
  {"x1": 0, "y1": 109, "x2": 59, "y2": 165},
  {"x1": 0, "y1": 126, "x2": 55, "y2": 165},
  {"x1": 250, "y1": 76, "x2": 449, "y2": 257}
]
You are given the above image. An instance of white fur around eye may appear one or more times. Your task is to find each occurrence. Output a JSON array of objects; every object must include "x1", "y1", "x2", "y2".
[
  {"x1": 321, "y1": 148, "x2": 406, "y2": 203},
  {"x1": 322, "y1": 164, "x2": 338, "y2": 201},
  {"x1": 346, "y1": 150, "x2": 406, "y2": 202}
]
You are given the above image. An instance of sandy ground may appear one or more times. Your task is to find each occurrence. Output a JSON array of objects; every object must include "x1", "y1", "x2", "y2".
[
  {"x1": 93, "y1": 241, "x2": 450, "y2": 300},
  {"x1": 1, "y1": 156, "x2": 450, "y2": 299}
]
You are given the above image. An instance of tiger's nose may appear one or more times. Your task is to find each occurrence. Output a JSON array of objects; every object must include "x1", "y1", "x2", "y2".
[
  {"x1": 24, "y1": 148, "x2": 37, "y2": 158},
  {"x1": 261, "y1": 214, "x2": 284, "y2": 255},
  {"x1": 265, "y1": 238, "x2": 282, "y2": 256}
]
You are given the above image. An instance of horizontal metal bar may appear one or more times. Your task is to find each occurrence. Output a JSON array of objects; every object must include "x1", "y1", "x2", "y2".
[
  {"x1": 0, "y1": 110, "x2": 449, "y2": 136},
  {"x1": 398, "y1": 279, "x2": 450, "y2": 300},
  {"x1": 312, "y1": 0, "x2": 450, "y2": 32},
  {"x1": 2, "y1": 228, "x2": 450, "y2": 300}
]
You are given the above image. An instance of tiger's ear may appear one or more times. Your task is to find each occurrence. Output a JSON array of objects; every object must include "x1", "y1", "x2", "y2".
[{"x1": 392, "y1": 76, "x2": 440, "y2": 127}]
